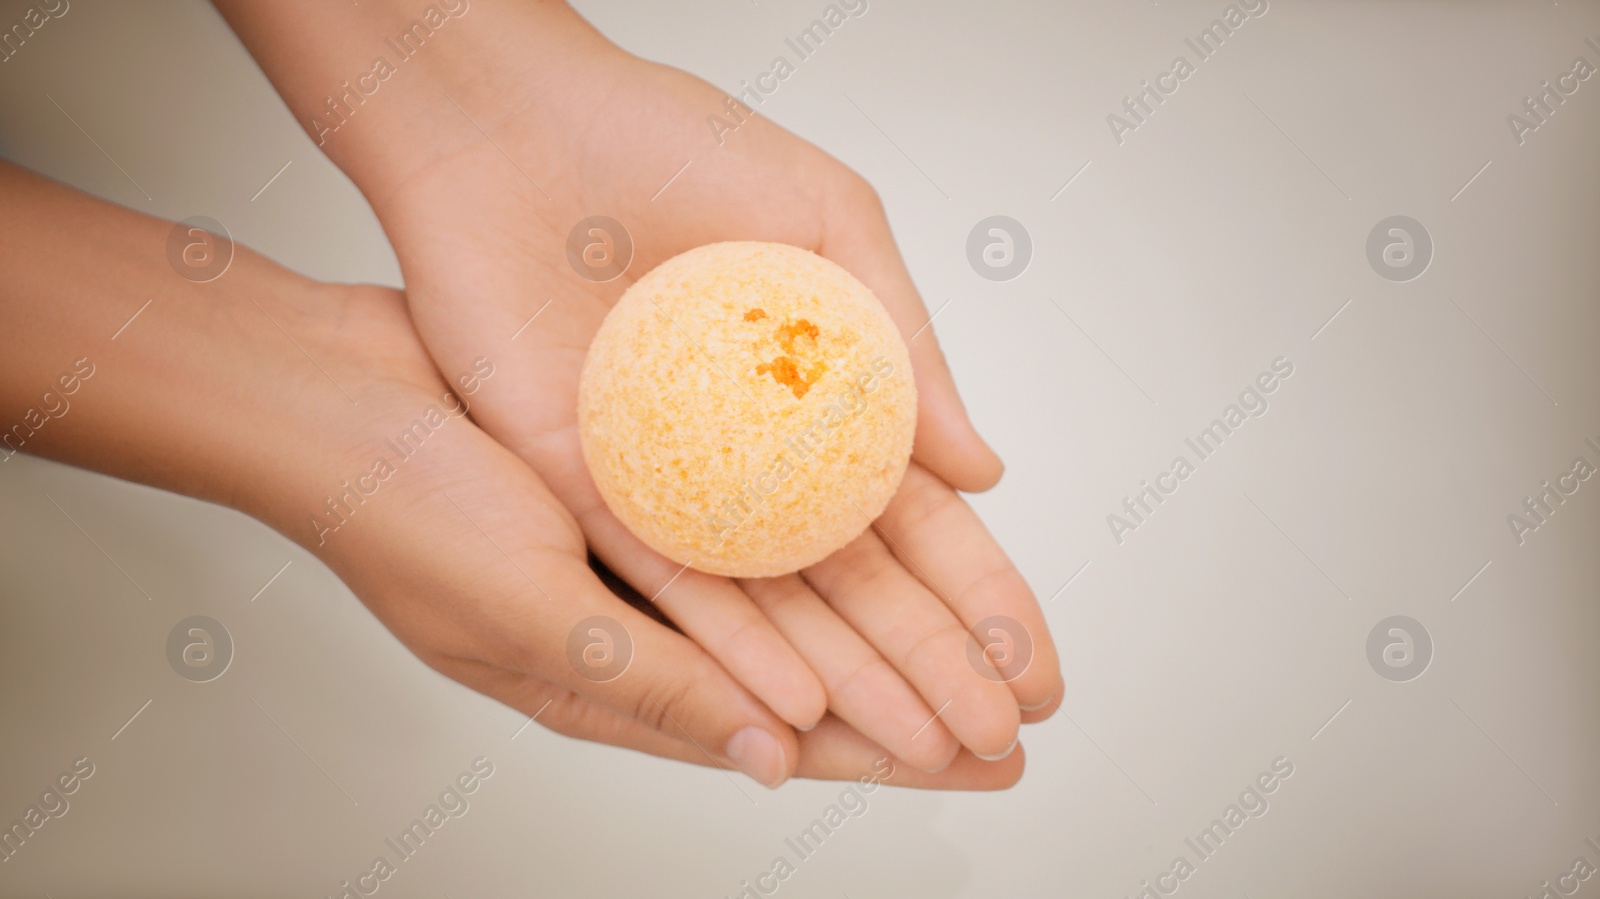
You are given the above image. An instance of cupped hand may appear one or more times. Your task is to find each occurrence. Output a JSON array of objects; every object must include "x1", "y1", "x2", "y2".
[
  {"x1": 264, "y1": 276, "x2": 1023, "y2": 788},
  {"x1": 0, "y1": 122, "x2": 1031, "y2": 788},
  {"x1": 360, "y1": 10, "x2": 1064, "y2": 774}
]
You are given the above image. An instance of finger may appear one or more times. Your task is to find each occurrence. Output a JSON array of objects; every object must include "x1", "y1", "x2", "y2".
[
  {"x1": 737, "y1": 573, "x2": 961, "y2": 774},
  {"x1": 342, "y1": 446, "x2": 802, "y2": 789},
  {"x1": 795, "y1": 714, "x2": 1025, "y2": 790},
  {"x1": 470, "y1": 523, "x2": 798, "y2": 788},
  {"x1": 818, "y1": 175, "x2": 1004, "y2": 493},
  {"x1": 874, "y1": 464, "x2": 1064, "y2": 715},
  {"x1": 432, "y1": 660, "x2": 716, "y2": 767},
  {"x1": 406, "y1": 255, "x2": 832, "y2": 732},
  {"x1": 573, "y1": 489, "x2": 830, "y2": 731},
  {"x1": 802, "y1": 527, "x2": 1021, "y2": 760},
  {"x1": 454, "y1": 667, "x2": 1022, "y2": 789}
]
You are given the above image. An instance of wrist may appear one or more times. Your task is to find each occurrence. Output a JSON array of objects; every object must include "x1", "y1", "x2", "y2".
[
  {"x1": 216, "y1": 0, "x2": 625, "y2": 214},
  {"x1": 0, "y1": 162, "x2": 366, "y2": 535}
]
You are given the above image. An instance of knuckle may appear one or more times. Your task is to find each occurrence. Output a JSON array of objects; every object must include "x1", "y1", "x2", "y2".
[
  {"x1": 891, "y1": 470, "x2": 962, "y2": 532},
  {"x1": 828, "y1": 653, "x2": 891, "y2": 703},
  {"x1": 954, "y1": 565, "x2": 1019, "y2": 612},
  {"x1": 846, "y1": 543, "x2": 902, "y2": 594},
  {"x1": 902, "y1": 621, "x2": 968, "y2": 673},
  {"x1": 750, "y1": 575, "x2": 814, "y2": 618},
  {"x1": 832, "y1": 165, "x2": 882, "y2": 212},
  {"x1": 630, "y1": 663, "x2": 702, "y2": 737},
  {"x1": 525, "y1": 688, "x2": 585, "y2": 736},
  {"x1": 713, "y1": 614, "x2": 768, "y2": 659}
]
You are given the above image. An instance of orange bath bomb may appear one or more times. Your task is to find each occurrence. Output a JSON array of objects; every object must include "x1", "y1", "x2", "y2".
[{"x1": 578, "y1": 241, "x2": 917, "y2": 578}]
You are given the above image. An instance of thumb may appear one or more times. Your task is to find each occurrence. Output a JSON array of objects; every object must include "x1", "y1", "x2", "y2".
[
  {"x1": 327, "y1": 447, "x2": 802, "y2": 789},
  {"x1": 818, "y1": 174, "x2": 1004, "y2": 492},
  {"x1": 436, "y1": 527, "x2": 804, "y2": 790}
]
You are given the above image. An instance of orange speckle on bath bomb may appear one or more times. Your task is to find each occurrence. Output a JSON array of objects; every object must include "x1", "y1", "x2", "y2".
[
  {"x1": 756, "y1": 355, "x2": 827, "y2": 399},
  {"x1": 577, "y1": 242, "x2": 917, "y2": 578},
  {"x1": 776, "y1": 318, "x2": 820, "y2": 349}
]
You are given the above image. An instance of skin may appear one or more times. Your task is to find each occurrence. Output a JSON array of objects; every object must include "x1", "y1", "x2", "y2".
[
  {"x1": 213, "y1": 0, "x2": 1066, "y2": 779},
  {"x1": 0, "y1": 160, "x2": 1025, "y2": 788},
  {"x1": 16, "y1": 0, "x2": 1067, "y2": 788}
]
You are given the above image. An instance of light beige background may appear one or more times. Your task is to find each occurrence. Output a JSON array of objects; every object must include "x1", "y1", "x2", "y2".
[{"x1": 2, "y1": 1, "x2": 1598, "y2": 897}]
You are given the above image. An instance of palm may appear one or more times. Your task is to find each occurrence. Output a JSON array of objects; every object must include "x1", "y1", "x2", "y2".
[
  {"x1": 273, "y1": 277, "x2": 1017, "y2": 789},
  {"x1": 378, "y1": 55, "x2": 1061, "y2": 772},
  {"x1": 396, "y1": 60, "x2": 828, "y2": 461}
]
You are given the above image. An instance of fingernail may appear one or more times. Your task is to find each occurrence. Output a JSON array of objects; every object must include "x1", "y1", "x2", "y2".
[
  {"x1": 727, "y1": 727, "x2": 787, "y2": 788},
  {"x1": 1020, "y1": 695, "x2": 1056, "y2": 712},
  {"x1": 797, "y1": 720, "x2": 818, "y2": 732},
  {"x1": 974, "y1": 737, "x2": 1017, "y2": 762}
]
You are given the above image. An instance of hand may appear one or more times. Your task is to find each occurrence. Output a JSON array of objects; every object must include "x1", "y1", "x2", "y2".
[
  {"x1": 351, "y1": 8, "x2": 1065, "y2": 771},
  {"x1": 0, "y1": 159, "x2": 1021, "y2": 788},
  {"x1": 258, "y1": 280, "x2": 1028, "y2": 789}
]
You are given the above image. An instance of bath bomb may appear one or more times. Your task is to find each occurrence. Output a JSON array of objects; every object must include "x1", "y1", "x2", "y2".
[{"x1": 578, "y1": 241, "x2": 917, "y2": 578}]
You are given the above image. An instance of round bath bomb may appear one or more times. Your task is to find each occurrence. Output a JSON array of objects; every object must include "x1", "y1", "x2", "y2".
[{"x1": 578, "y1": 241, "x2": 917, "y2": 578}]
